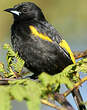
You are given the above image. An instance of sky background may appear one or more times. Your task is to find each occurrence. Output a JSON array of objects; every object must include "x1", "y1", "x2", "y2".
[{"x1": 0, "y1": 0, "x2": 87, "y2": 110}]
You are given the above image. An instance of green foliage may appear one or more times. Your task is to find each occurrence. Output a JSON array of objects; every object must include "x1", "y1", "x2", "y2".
[
  {"x1": 4, "y1": 44, "x2": 25, "y2": 77},
  {"x1": 9, "y1": 79, "x2": 41, "y2": 110},
  {"x1": 76, "y1": 58, "x2": 87, "y2": 73},
  {"x1": 0, "y1": 86, "x2": 11, "y2": 110},
  {"x1": 0, "y1": 44, "x2": 87, "y2": 110},
  {"x1": 0, "y1": 63, "x2": 5, "y2": 74}
]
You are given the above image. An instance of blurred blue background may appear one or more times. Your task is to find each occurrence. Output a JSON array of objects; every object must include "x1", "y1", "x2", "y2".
[{"x1": 0, "y1": 0, "x2": 87, "y2": 110}]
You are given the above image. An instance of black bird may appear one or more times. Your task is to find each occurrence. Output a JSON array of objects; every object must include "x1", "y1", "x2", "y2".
[
  {"x1": 4, "y1": 2, "x2": 75, "y2": 78},
  {"x1": 4, "y1": 2, "x2": 86, "y2": 110}
]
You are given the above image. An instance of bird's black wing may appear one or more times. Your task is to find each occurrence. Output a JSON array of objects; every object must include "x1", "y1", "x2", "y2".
[{"x1": 29, "y1": 21, "x2": 75, "y2": 64}]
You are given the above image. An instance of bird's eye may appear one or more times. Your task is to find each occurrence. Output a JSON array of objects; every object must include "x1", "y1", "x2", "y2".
[{"x1": 22, "y1": 8, "x2": 27, "y2": 13}]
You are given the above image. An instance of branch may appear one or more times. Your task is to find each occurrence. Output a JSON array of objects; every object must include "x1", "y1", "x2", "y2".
[
  {"x1": 41, "y1": 99, "x2": 67, "y2": 110},
  {"x1": 63, "y1": 76, "x2": 87, "y2": 97},
  {"x1": 0, "y1": 77, "x2": 20, "y2": 85},
  {"x1": 63, "y1": 76, "x2": 87, "y2": 110},
  {"x1": 73, "y1": 50, "x2": 87, "y2": 59},
  {"x1": 0, "y1": 73, "x2": 87, "y2": 109},
  {"x1": 54, "y1": 93, "x2": 75, "y2": 110}
]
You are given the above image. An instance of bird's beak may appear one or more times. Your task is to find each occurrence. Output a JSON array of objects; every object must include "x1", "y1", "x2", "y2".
[{"x1": 4, "y1": 8, "x2": 21, "y2": 16}]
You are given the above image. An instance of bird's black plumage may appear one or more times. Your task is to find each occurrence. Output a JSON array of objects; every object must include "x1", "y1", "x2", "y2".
[
  {"x1": 4, "y1": 2, "x2": 86, "y2": 110},
  {"x1": 4, "y1": 2, "x2": 74, "y2": 79}
]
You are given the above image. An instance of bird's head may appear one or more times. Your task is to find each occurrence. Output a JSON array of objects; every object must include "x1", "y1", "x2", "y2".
[{"x1": 4, "y1": 2, "x2": 46, "y2": 21}]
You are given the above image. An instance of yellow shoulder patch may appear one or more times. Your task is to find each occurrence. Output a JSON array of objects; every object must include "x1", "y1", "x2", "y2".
[
  {"x1": 29, "y1": 26, "x2": 75, "y2": 63},
  {"x1": 29, "y1": 25, "x2": 53, "y2": 42},
  {"x1": 59, "y1": 40, "x2": 75, "y2": 64}
]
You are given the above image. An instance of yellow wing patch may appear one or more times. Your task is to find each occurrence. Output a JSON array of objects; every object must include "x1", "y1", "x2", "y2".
[
  {"x1": 29, "y1": 25, "x2": 53, "y2": 42},
  {"x1": 59, "y1": 40, "x2": 75, "y2": 64},
  {"x1": 29, "y1": 26, "x2": 75, "y2": 63}
]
